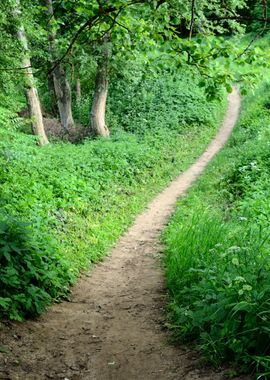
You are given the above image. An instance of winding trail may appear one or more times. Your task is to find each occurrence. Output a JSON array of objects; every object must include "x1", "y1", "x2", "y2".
[{"x1": 0, "y1": 89, "x2": 245, "y2": 380}]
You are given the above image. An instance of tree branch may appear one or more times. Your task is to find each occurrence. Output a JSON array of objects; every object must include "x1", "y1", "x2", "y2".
[
  {"x1": 189, "y1": 0, "x2": 196, "y2": 40},
  {"x1": 207, "y1": 15, "x2": 270, "y2": 22},
  {"x1": 47, "y1": 0, "x2": 147, "y2": 74},
  {"x1": 107, "y1": 15, "x2": 131, "y2": 34},
  {"x1": 47, "y1": 15, "x2": 100, "y2": 75},
  {"x1": 237, "y1": 0, "x2": 268, "y2": 59}
]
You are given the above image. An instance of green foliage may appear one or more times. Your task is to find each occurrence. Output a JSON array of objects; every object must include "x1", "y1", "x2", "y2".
[
  {"x1": 0, "y1": 216, "x2": 74, "y2": 321},
  {"x1": 163, "y1": 82, "x2": 270, "y2": 376},
  {"x1": 0, "y1": 1, "x2": 25, "y2": 108},
  {"x1": 107, "y1": 68, "x2": 223, "y2": 134},
  {"x1": 0, "y1": 69, "x2": 225, "y2": 321},
  {"x1": 33, "y1": 0, "x2": 260, "y2": 114}
]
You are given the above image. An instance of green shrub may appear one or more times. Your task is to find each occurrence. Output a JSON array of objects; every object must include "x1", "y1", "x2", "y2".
[
  {"x1": 0, "y1": 216, "x2": 74, "y2": 321},
  {"x1": 107, "y1": 69, "x2": 223, "y2": 135}
]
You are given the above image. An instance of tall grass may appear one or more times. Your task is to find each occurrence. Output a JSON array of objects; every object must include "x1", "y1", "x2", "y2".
[{"x1": 163, "y1": 82, "x2": 270, "y2": 377}]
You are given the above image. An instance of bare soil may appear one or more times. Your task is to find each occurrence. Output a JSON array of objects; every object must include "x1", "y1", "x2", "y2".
[
  {"x1": 0, "y1": 88, "x2": 248, "y2": 380},
  {"x1": 43, "y1": 118, "x2": 87, "y2": 143},
  {"x1": 18, "y1": 108, "x2": 87, "y2": 143}
]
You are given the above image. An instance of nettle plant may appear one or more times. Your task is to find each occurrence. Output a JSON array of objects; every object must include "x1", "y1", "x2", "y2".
[{"x1": 0, "y1": 216, "x2": 74, "y2": 320}]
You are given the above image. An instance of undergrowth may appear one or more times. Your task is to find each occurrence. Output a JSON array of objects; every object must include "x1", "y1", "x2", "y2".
[
  {"x1": 163, "y1": 82, "x2": 270, "y2": 378},
  {"x1": 0, "y1": 68, "x2": 226, "y2": 321}
]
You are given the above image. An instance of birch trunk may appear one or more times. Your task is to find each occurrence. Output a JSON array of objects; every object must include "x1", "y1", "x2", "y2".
[
  {"x1": 14, "y1": 1, "x2": 48, "y2": 146},
  {"x1": 45, "y1": 0, "x2": 75, "y2": 132},
  {"x1": 89, "y1": 35, "x2": 110, "y2": 137}
]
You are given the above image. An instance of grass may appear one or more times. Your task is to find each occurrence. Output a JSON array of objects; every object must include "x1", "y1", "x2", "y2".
[
  {"x1": 163, "y1": 81, "x2": 270, "y2": 377},
  {"x1": 0, "y1": 68, "x2": 226, "y2": 321}
]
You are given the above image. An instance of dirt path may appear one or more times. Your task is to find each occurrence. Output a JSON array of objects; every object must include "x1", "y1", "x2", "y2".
[{"x1": 0, "y1": 88, "x2": 246, "y2": 380}]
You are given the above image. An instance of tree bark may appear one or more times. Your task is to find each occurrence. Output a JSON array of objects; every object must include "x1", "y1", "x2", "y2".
[
  {"x1": 76, "y1": 78, "x2": 81, "y2": 103},
  {"x1": 45, "y1": 0, "x2": 75, "y2": 132},
  {"x1": 48, "y1": 73, "x2": 58, "y2": 116},
  {"x1": 14, "y1": 1, "x2": 49, "y2": 146},
  {"x1": 89, "y1": 35, "x2": 110, "y2": 137}
]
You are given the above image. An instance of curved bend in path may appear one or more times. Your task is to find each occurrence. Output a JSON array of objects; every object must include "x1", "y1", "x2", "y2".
[{"x1": 0, "y1": 89, "x2": 244, "y2": 380}]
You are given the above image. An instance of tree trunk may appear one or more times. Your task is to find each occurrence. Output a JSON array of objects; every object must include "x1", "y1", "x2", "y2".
[
  {"x1": 48, "y1": 73, "x2": 58, "y2": 117},
  {"x1": 89, "y1": 35, "x2": 110, "y2": 137},
  {"x1": 45, "y1": 0, "x2": 75, "y2": 132},
  {"x1": 53, "y1": 66, "x2": 75, "y2": 131},
  {"x1": 76, "y1": 78, "x2": 81, "y2": 103},
  {"x1": 14, "y1": 1, "x2": 48, "y2": 146}
]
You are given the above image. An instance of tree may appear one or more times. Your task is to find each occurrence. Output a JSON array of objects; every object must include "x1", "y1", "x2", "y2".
[
  {"x1": 45, "y1": 0, "x2": 75, "y2": 133},
  {"x1": 13, "y1": 0, "x2": 49, "y2": 146},
  {"x1": 7, "y1": 0, "x2": 263, "y2": 140},
  {"x1": 49, "y1": 0, "x2": 251, "y2": 136},
  {"x1": 89, "y1": 33, "x2": 110, "y2": 137}
]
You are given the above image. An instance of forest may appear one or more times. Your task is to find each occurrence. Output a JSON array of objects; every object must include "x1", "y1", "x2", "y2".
[{"x1": 0, "y1": 0, "x2": 270, "y2": 379}]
